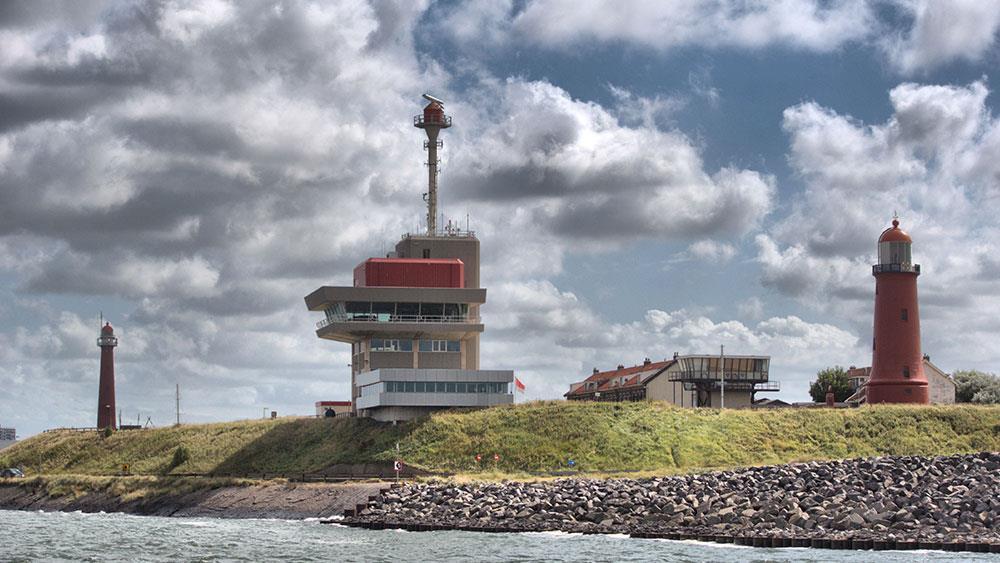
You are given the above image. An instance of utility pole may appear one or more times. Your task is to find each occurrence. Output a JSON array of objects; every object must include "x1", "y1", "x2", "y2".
[
  {"x1": 175, "y1": 383, "x2": 180, "y2": 426},
  {"x1": 720, "y1": 344, "x2": 726, "y2": 410}
]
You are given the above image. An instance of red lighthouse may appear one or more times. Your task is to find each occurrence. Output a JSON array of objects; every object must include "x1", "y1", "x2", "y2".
[
  {"x1": 868, "y1": 218, "x2": 929, "y2": 404},
  {"x1": 96, "y1": 322, "x2": 118, "y2": 429}
]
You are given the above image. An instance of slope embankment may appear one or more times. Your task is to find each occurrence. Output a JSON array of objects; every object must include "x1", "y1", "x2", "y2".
[
  {"x1": 1, "y1": 402, "x2": 998, "y2": 477},
  {"x1": 0, "y1": 475, "x2": 386, "y2": 519}
]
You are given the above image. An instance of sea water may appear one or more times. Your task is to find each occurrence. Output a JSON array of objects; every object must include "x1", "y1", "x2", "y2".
[{"x1": 2, "y1": 510, "x2": 992, "y2": 562}]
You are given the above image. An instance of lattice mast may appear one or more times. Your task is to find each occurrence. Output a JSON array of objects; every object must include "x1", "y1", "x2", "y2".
[{"x1": 414, "y1": 94, "x2": 452, "y2": 235}]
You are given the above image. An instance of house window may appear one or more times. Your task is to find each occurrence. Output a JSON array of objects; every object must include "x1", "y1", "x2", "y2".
[
  {"x1": 371, "y1": 339, "x2": 412, "y2": 352},
  {"x1": 901, "y1": 308, "x2": 908, "y2": 321},
  {"x1": 419, "y1": 339, "x2": 458, "y2": 352}
]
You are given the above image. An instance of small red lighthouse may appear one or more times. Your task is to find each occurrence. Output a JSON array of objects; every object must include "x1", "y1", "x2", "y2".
[
  {"x1": 868, "y1": 217, "x2": 929, "y2": 404},
  {"x1": 96, "y1": 322, "x2": 118, "y2": 429}
]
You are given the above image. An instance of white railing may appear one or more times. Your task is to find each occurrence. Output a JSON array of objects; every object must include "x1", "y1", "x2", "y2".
[
  {"x1": 401, "y1": 229, "x2": 477, "y2": 239},
  {"x1": 317, "y1": 314, "x2": 480, "y2": 329}
]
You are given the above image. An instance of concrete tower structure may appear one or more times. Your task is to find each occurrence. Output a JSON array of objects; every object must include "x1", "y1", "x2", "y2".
[
  {"x1": 96, "y1": 322, "x2": 118, "y2": 429},
  {"x1": 305, "y1": 94, "x2": 512, "y2": 422},
  {"x1": 868, "y1": 218, "x2": 929, "y2": 404}
]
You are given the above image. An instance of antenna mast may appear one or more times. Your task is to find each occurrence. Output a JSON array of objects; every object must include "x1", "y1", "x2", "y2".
[
  {"x1": 175, "y1": 383, "x2": 180, "y2": 426},
  {"x1": 415, "y1": 93, "x2": 452, "y2": 236}
]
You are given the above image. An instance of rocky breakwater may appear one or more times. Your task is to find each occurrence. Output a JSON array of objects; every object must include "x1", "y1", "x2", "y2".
[{"x1": 346, "y1": 452, "x2": 1000, "y2": 551}]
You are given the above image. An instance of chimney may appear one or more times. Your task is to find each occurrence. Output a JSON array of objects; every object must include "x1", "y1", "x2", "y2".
[
  {"x1": 825, "y1": 385, "x2": 835, "y2": 407},
  {"x1": 592, "y1": 367, "x2": 600, "y2": 375},
  {"x1": 617, "y1": 364, "x2": 624, "y2": 371},
  {"x1": 643, "y1": 358, "x2": 651, "y2": 366},
  {"x1": 673, "y1": 352, "x2": 679, "y2": 360}
]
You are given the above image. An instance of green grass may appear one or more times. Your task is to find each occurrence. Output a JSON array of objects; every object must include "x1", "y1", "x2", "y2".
[{"x1": 2, "y1": 402, "x2": 998, "y2": 477}]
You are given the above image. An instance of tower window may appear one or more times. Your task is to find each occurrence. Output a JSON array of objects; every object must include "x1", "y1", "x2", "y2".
[
  {"x1": 901, "y1": 308, "x2": 908, "y2": 321},
  {"x1": 902, "y1": 366, "x2": 910, "y2": 378},
  {"x1": 422, "y1": 249, "x2": 431, "y2": 258}
]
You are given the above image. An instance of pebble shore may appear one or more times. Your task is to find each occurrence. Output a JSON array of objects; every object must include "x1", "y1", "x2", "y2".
[{"x1": 345, "y1": 452, "x2": 1000, "y2": 552}]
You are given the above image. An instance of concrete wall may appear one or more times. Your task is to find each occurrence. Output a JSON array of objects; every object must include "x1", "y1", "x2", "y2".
[
  {"x1": 0, "y1": 440, "x2": 15, "y2": 451},
  {"x1": 371, "y1": 351, "x2": 416, "y2": 369},
  {"x1": 646, "y1": 376, "x2": 696, "y2": 407},
  {"x1": 925, "y1": 361, "x2": 956, "y2": 404},
  {"x1": 708, "y1": 390, "x2": 754, "y2": 409},
  {"x1": 417, "y1": 352, "x2": 462, "y2": 369}
]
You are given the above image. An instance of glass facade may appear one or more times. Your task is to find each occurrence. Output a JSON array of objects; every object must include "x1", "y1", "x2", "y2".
[
  {"x1": 672, "y1": 356, "x2": 770, "y2": 382},
  {"x1": 325, "y1": 302, "x2": 471, "y2": 322}
]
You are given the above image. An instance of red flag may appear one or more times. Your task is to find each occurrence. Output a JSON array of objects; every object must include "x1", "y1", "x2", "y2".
[{"x1": 514, "y1": 377, "x2": 525, "y2": 393}]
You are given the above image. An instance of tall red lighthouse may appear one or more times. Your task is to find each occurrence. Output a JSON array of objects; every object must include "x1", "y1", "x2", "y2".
[
  {"x1": 868, "y1": 218, "x2": 929, "y2": 404},
  {"x1": 96, "y1": 322, "x2": 118, "y2": 429}
]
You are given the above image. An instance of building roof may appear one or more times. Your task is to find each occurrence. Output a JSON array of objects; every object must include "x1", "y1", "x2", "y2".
[
  {"x1": 846, "y1": 366, "x2": 871, "y2": 380},
  {"x1": 565, "y1": 360, "x2": 673, "y2": 398},
  {"x1": 879, "y1": 218, "x2": 912, "y2": 243},
  {"x1": 315, "y1": 401, "x2": 351, "y2": 406}
]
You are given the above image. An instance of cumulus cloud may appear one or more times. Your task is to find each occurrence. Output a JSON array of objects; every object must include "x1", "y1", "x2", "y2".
[
  {"x1": 509, "y1": 0, "x2": 872, "y2": 52},
  {"x1": 760, "y1": 79, "x2": 1000, "y2": 372},
  {"x1": 484, "y1": 280, "x2": 862, "y2": 402},
  {"x1": 436, "y1": 0, "x2": 1000, "y2": 74},
  {"x1": 451, "y1": 79, "x2": 776, "y2": 240},
  {"x1": 882, "y1": 0, "x2": 1000, "y2": 74}
]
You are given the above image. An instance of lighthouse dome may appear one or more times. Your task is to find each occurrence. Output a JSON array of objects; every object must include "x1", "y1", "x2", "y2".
[
  {"x1": 101, "y1": 322, "x2": 114, "y2": 334},
  {"x1": 878, "y1": 219, "x2": 912, "y2": 243}
]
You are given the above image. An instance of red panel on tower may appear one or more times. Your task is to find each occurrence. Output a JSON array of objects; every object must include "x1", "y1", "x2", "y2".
[{"x1": 353, "y1": 258, "x2": 464, "y2": 288}]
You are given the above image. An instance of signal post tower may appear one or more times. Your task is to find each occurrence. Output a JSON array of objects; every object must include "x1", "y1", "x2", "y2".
[{"x1": 414, "y1": 94, "x2": 451, "y2": 235}]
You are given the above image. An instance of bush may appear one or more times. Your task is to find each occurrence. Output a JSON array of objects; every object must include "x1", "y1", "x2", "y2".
[
  {"x1": 809, "y1": 366, "x2": 852, "y2": 402},
  {"x1": 169, "y1": 446, "x2": 190, "y2": 470},
  {"x1": 954, "y1": 370, "x2": 1000, "y2": 404}
]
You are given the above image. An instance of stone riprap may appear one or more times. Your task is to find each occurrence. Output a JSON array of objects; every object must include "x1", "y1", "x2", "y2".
[{"x1": 347, "y1": 453, "x2": 1000, "y2": 547}]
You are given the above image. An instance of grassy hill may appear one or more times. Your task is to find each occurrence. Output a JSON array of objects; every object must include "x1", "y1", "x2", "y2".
[{"x1": 2, "y1": 402, "x2": 998, "y2": 477}]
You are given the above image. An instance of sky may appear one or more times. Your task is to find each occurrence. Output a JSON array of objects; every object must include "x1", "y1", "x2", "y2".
[{"x1": 2, "y1": 0, "x2": 1000, "y2": 437}]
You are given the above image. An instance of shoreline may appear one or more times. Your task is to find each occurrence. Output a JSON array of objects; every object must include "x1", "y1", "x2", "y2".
[
  {"x1": 0, "y1": 477, "x2": 387, "y2": 520},
  {"x1": 342, "y1": 452, "x2": 1000, "y2": 554},
  {"x1": 4, "y1": 452, "x2": 1000, "y2": 554}
]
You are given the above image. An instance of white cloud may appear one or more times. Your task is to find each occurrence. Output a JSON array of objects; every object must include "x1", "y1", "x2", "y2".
[
  {"x1": 451, "y1": 79, "x2": 776, "y2": 242},
  {"x1": 510, "y1": 0, "x2": 873, "y2": 52},
  {"x1": 439, "y1": 0, "x2": 1000, "y2": 74},
  {"x1": 485, "y1": 280, "x2": 863, "y2": 403},
  {"x1": 673, "y1": 239, "x2": 738, "y2": 264},
  {"x1": 883, "y1": 0, "x2": 1000, "y2": 74},
  {"x1": 760, "y1": 79, "x2": 1000, "y2": 374}
]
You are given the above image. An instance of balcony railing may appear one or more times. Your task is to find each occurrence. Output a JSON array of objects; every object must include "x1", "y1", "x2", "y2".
[
  {"x1": 401, "y1": 228, "x2": 477, "y2": 239},
  {"x1": 872, "y1": 263, "x2": 920, "y2": 274},
  {"x1": 317, "y1": 314, "x2": 480, "y2": 329},
  {"x1": 753, "y1": 381, "x2": 781, "y2": 391},
  {"x1": 414, "y1": 114, "x2": 452, "y2": 127},
  {"x1": 668, "y1": 371, "x2": 770, "y2": 383}
]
